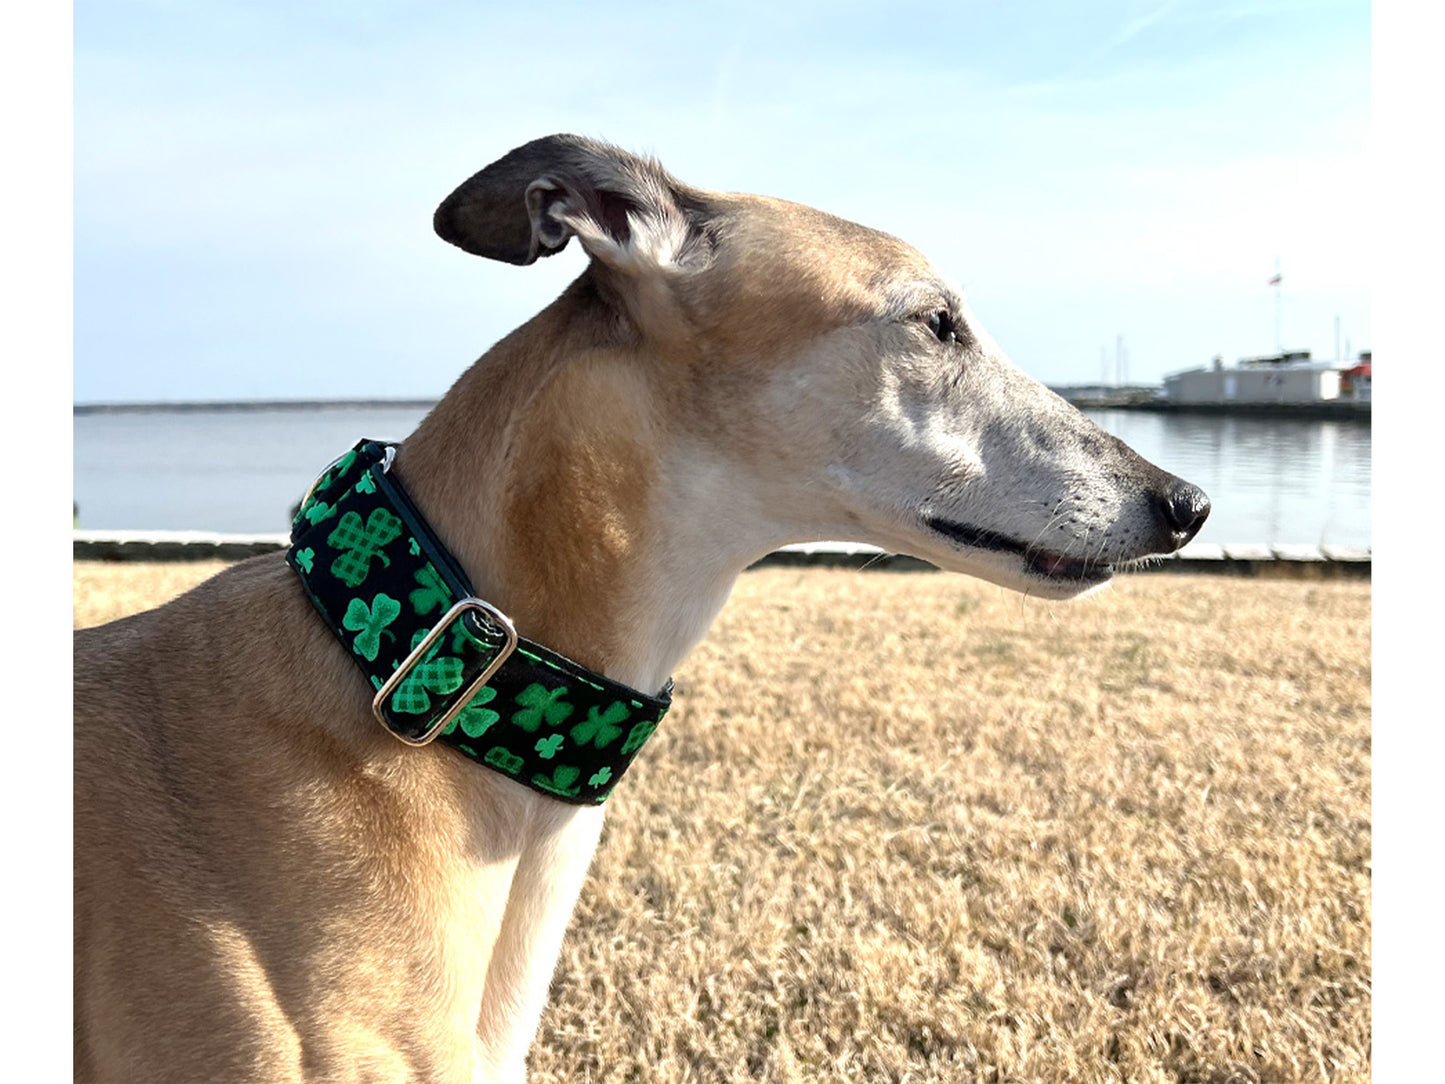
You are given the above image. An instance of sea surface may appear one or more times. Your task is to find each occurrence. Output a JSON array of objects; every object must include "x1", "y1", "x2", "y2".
[
  {"x1": 72, "y1": 404, "x2": 1372, "y2": 547},
  {"x1": 1080, "y1": 408, "x2": 1370, "y2": 549}
]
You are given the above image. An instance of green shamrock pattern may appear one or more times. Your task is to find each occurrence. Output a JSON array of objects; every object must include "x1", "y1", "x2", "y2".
[
  {"x1": 570, "y1": 701, "x2": 630, "y2": 749},
  {"x1": 302, "y1": 498, "x2": 338, "y2": 526},
  {"x1": 390, "y1": 631, "x2": 465, "y2": 716},
  {"x1": 327, "y1": 508, "x2": 404, "y2": 588},
  {"x1": 326, "y1": 449, "x2": 358, "y2": 482},
  {"x1": 532, "y1": 765, "x2": 581, "y2": 799},
  {"x1": 441, "y1": 685, "x2": 500, "y2": 739},
  {"x1": 485, "y1": 747, "x2": 524, "y2": 775},
  {"x1": 621, "y1": 718, "x2": 660, "y2": 755},
  {"x1": 409, "y1": 562, "x2": 451, "y2": 617},
  {"x1": 288, "y1": 440, "x2": 670, "y2": 804},
  {"x1": 342, "y1": 593, "x2": 400, "y2": 662},
  {"x1": 511, "y1": 684, "x2": 574, "y2": 732}
]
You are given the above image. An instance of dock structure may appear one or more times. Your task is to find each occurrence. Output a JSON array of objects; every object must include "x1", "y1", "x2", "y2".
[{"x1": 1052, "y1": 350, "x2": 1372, "y2": 420}]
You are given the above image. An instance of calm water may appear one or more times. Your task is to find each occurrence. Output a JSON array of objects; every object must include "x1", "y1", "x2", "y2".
[
  {"x1": 1080, "y1": 409, "x2": 1371, "y2": 549},
  {"x1": 74, "y1": 406, "x2": 432, "y2": 536},
  {"x1": 72, "y1": 405, "x2": 1371, "y2": 547}
]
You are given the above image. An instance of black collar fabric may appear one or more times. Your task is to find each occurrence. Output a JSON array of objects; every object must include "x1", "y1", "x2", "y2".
[{"x1": 286, "y1": 440, "x2": 671, "y2": 805}]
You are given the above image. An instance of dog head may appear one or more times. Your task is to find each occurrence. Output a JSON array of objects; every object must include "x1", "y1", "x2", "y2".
[{"x1": 435, "y1": 135, "x2": 1208, "y2": 600}]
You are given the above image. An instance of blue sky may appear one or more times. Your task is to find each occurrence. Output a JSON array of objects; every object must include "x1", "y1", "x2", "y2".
[{"x1": 74, "y1": 0, "x2": 1370, "y2": 402}]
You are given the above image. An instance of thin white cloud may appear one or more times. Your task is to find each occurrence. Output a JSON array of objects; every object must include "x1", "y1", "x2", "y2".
[
  {"x1": 1085, "y1": 0, "x2": 1185, "y2": 66},
  {"x1": 73, "y1": 0, "x2": 1370, "y2": 399}
]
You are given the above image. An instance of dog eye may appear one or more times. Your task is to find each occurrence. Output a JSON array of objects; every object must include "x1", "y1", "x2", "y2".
[{"x1": 926, "y1": 310, "x2": 958, "y2": 345}]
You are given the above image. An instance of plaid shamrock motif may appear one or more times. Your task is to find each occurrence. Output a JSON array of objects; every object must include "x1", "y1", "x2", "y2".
[
  {"x1": 327, "y1": 508, "x2": 404, "y2": 588},
  {"x1": 389, "y1": 630, "x2": 466, "y2": 716},
  {"x1": 286, "y1": 440, "x2": 672, "y2": 805}
]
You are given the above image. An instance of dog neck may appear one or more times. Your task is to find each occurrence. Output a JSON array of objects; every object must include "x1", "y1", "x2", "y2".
[{"x1": 394, "y1": 272, "x2": 779, "y2": 697}]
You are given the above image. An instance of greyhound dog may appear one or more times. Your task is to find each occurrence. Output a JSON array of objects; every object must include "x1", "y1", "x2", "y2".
[{"x1": 74, "y1": 134, "x2": 1208, "y2": 1083}]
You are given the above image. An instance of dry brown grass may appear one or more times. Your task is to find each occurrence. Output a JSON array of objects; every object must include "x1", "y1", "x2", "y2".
[{"x1": 74, "y1": 562, "x2": 1371, "y2": 1083}]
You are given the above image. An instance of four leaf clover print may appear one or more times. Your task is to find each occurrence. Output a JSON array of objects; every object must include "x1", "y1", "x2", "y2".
[
  {"x1": 293, "y1": 447, "x2": 666, "y2": 799},
  {"x1": 511, "y1": 684, "x2": 574, "y2": 732},
  {"x1": 570, "y1": 701, "x2": 630, "y2": 749}
]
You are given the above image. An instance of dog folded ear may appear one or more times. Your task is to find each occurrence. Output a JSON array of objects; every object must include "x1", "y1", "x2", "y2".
[{"x1": 434, "y1": 134, "x2": 711, "y2": 273}]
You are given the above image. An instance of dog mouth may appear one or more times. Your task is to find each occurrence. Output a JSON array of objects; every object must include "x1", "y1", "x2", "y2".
[{"x1": 922, "y1": 515, "x2": 1114, "y2": 585}]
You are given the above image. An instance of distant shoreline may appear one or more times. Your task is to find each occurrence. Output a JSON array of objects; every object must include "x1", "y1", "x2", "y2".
[{"x1": 74, "y1": 398, "x2": 440, "y2": 415}]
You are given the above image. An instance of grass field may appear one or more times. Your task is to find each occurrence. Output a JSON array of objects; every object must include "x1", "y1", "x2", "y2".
[{"x1": 74, "y1": 562, "x2": 1371, "y2": 1083}]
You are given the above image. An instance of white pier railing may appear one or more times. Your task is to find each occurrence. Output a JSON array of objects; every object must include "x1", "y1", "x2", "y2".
[{"x1": 72, "y1": 532, "x2": 1370, "y2": 576}]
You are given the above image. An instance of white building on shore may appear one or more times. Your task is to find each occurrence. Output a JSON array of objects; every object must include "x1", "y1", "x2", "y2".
[{"x1": 1162, "y1": 351, "x2": 1371, "y2": 405}]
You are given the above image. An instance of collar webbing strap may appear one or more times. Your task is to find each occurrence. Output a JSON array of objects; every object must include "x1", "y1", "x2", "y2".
[{"x1": 286, "y1": 440, "x2": 671, "y2": 805}]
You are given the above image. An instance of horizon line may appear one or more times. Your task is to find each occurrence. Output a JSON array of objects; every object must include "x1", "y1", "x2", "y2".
[{"x1": 74, "y1": 397, "x2": 443, "y2": 415}]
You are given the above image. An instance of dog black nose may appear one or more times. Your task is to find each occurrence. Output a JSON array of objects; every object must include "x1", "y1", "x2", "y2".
[{"x1": 1157, "y1": 481, "x2": 1210, "y2": 546}]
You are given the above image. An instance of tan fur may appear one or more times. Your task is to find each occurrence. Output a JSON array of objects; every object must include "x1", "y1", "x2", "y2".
[
  {"x1": 499, "y1": 357, "x2": 661, "y2": 670},
  {"x1": 75, "y1": 136, "x2": 1206, "y2": 1083}
]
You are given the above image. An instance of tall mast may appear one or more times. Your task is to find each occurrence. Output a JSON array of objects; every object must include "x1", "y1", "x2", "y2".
[{"x1": 1271, "y1": 258, "x2": 1283, "y2": 352}]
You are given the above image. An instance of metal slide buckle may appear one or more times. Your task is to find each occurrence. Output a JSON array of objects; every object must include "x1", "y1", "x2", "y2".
[{"x1": 372, "y1": 597, "x2": 519, "y2": 746}]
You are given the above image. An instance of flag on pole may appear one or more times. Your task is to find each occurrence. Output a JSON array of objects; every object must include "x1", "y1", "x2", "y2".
[{"x1": 1267, "y1": 273, "x2": 1282, "y2": 286}]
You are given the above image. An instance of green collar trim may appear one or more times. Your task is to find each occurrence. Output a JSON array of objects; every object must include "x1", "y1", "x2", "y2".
[{"x1": 286, "y1": 440, "x2": 671, "y2": 805}]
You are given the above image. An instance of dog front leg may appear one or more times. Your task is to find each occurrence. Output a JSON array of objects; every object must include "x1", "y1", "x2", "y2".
[{"x1": 473, "y1": 801, "x2": 607, "y2": 1082}]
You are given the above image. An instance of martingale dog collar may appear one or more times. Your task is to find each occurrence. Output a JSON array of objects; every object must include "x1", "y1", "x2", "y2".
[{"x1": 286, "y1": 440, "x2": 671, "y2": 805}]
